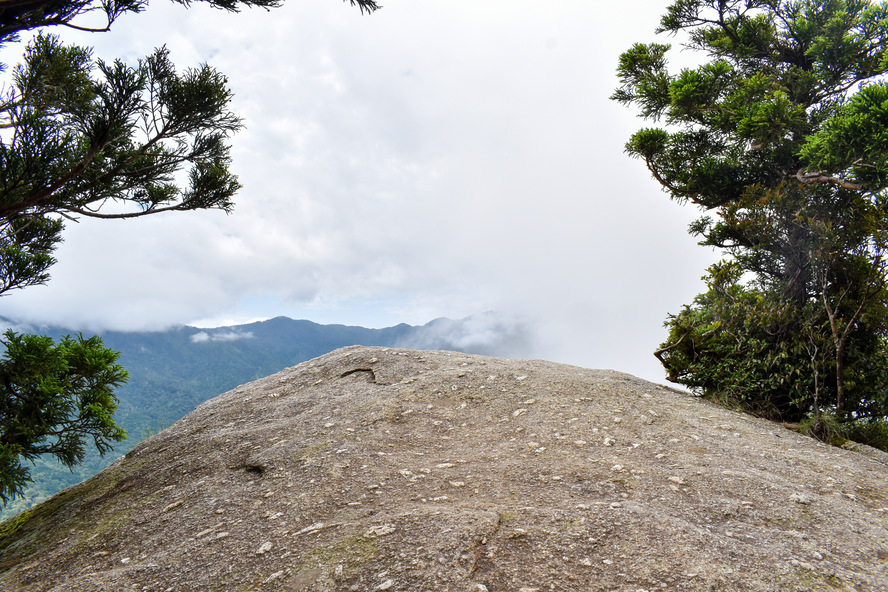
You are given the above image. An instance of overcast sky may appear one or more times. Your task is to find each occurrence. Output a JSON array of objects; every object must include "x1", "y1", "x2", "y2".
[{"x1": 1, "y1": 0, "x2": 719, "y2": 383}]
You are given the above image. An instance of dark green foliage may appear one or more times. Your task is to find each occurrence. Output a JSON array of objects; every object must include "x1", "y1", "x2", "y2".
[
  {"x1": 0, "y1": 216, "x2": 62, "y2": 296},
  {"x1": 656, "y1": 262, "x2": 814, "y2": 420},
  {"x1": 798, "y1": 412, "x2": 847, "y2": 446},
  {"x1": 797, "y1": 413, "x2": 888, "y2": 450},
  {"x1": 0, "y1": 0, "x2": 380, "y2": 45},
  {"x1": 616, "y1": 0, "x2": 888, "y2": 426},
  {"x1": 843, "y1": 418, "x2": 888, "y2": 450},
  {"x1": 800, "y1": 82, "x2": 888, "y2": 187},
  {"x1": 0, "y1": 331, "x2": 127, "y2": 503},
  {"x1": 0, "y1": 32, "x2": 244, "y2": 293}
]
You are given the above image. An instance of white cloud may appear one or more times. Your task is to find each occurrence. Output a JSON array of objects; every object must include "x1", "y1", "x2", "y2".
[
  {"x1": 0, "y1": 0, "x2": 719, "y2": 383},
  {"x1": 189, "y1": 332, "x2": 210, "y2": 344},
  {"x1": 190, "y1": 330, "x2": 255, "y2": 344},
  {"x1": 396, "y1": 311, "x2": 535, "y2": 358}
]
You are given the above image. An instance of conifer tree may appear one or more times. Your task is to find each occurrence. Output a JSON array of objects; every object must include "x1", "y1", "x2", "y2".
[
  {"x1": 0, "y1": 331, "x2": 128, "y2": 503},
  {"x1": 614, "y1": 0, "x2": 888, "y2": 424}
]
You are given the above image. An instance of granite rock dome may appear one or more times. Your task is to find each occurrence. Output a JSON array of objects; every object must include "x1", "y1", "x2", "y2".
[{"x1": 1, "y1": 346, "x2": 887, "y2": 591}]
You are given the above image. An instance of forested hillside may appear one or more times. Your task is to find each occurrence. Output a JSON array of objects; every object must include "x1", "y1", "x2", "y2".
[{"x1": 0, "y1": 314, "x2": 526, "y2": 517}]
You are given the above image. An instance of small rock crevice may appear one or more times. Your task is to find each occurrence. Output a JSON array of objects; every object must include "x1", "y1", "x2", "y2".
[
  {"x1": 240, "y1": 463, "x2": 266, "y2": 476},
  {"x1": 339, "y1": 368, "x2": 378, "y2": 383}
]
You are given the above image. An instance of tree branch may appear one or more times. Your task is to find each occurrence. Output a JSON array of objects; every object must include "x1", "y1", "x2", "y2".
[
  {"x1": 0, "y1": 139, "x2": 108, "y2": 219},
  {"x1": 794, "y1": 168, "x2": 861, "y2": 190},
  {"x1": 653, "y1": 330, "x2": 689, "y2": 366}
]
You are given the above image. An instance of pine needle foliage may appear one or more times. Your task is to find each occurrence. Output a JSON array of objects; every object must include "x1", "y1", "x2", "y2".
[
  {"x1": 0, "y1": 331, "x2": 128, "y2": 502},
  {"x1": 615, "y1": 0, "x2": 888, "y2": 425}
]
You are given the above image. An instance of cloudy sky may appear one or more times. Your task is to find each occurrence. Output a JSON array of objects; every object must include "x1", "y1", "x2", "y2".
[{"x1": 1, "y1": 0, "x2": 719, "y2": 383}]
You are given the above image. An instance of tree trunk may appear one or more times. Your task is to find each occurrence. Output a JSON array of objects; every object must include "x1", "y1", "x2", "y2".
[{"x1": 835, "y1": 339, "x2": 846, "y2": 413}]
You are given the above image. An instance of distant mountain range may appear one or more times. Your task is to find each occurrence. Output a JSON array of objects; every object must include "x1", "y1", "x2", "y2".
[{"x1": 0, "y1": 313, "x2": 531, "y2": 517}]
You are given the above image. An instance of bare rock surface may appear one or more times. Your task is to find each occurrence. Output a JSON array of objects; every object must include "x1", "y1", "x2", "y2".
[{"x1": 1, "y1": 346, "x2": 887, "y2": 591}]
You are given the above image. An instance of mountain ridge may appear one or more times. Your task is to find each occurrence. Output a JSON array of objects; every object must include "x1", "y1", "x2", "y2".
[{"x1": 0, "y1": 313, "x2": 530, "y2": 517}]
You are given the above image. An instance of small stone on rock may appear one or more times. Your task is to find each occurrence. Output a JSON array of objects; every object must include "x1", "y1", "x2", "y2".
[
  {"x1": 256, "y1": 541, "x2": 273, "y2": 555},
  {"x1": 365, "y1": 524, "x2": 396, "y2": 538},
  {"x1": 790, "y1": 493, "x2": 813, "y2": 505}
]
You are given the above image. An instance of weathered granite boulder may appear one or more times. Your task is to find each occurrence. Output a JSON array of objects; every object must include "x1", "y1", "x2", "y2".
[{"x1": 1, "y1": 346, "x2": 886, "y2": 591}]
